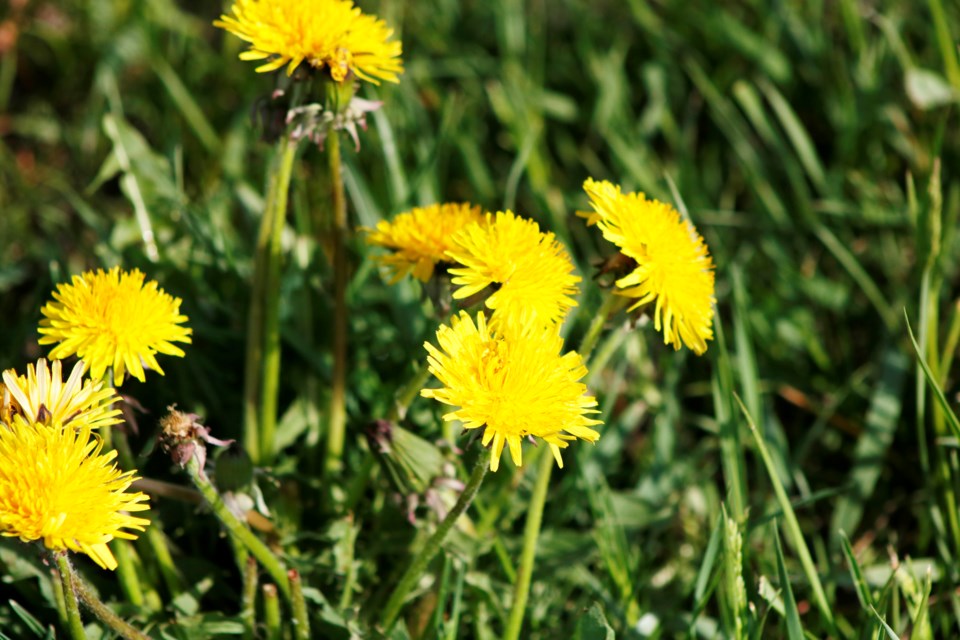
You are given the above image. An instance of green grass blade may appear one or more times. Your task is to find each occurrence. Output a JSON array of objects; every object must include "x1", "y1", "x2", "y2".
[
  {"x1": 905, "y1": 312, "x2": 960, "y2": 440},
  {"x1": 839, "y1": 530, "x2": 874, "y2": 611},
  {"x1": 869, "y1": 606, "x2": 900, "y2": 640},
  {"x1": 773, "y1": 522, "x2": 805, "y2": 640},
  {"x1": 738, "y1": 396, "x2": 836, "y2": 631}
]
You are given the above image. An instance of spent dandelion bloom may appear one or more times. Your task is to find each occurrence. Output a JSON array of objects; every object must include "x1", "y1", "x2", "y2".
[
  {"x1": 38, "y1": 267, "x2": 193, "y2": 386},
  {"x1": 0, "y1": 418, "x2": 150, "y2": 570},
  {"x1": 583, "y1": 178, "x2": 716, "y2": 354},
  {"x1": 365, "y1": 203, "x2": 486, "y2": 283},
  {"x1": 421, "y1": 311, "x2": 601, "y2": 472},
  {"x1": 215, "y1": 0, "x2": 403, "y2": 84},
  {"x1": 1, "y1": 359, "x2": 121, "y2": 430},
  {"x1": 446, "y1": 211, "x2": 580, "y2": 328}
]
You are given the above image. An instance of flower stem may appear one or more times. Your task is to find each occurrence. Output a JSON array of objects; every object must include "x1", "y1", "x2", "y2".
[
  {"x1": 62, "y1": 554, "x2": 151, "y2": 640},
  {"x1": 326, "y1": 129, "x2": 349, "y2": 475},
  {"x1": 112, "y1": 537, "x2": 146, "y2": 607},
  {"x1": 244, "y1": 135, "x2": 299, "y2": 465},
  {"x1": 289, "y1": 569, "x2": 311, "y2": 640},
  {"x1": 55, "y1": 554, "x2": 86, "y2": 640},
  {"x1": 380, "y1": 454, "x2": 489, "y2": 634},
  {"x1": 579, "y1": 292, "x2": 626, "y2": 361},
  {"x1": 502, "y1": 448, "x2": 552, "y2": 640},
  {"x1": 263, "y1": 584, "x2": 282, "y2": 640},
  {"x1": 185, "y1": 452, "x2": 292, "y2": 602},
  {"x1": 241, "y1": 556, "x2": 258, "y2": 640}
]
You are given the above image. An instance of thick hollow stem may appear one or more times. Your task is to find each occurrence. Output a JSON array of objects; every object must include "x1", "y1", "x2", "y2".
[
  {"x1": 503, "y1": 449, "x2": 553, "y2": 640},
  {"x1": 380, "y1": 454, "x2": 489, "y2": 634},
  {"x1": 244, "y1": 136, "x2": 298, "y2": 465},
  {"x1": 326, "y1": 129, "x2": 349, "y2": 475}
]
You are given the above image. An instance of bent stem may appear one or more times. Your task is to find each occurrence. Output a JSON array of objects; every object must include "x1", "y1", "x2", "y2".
[
  {"x1": 244, "y1": 135, "x2": 299, "y2": 465},
  {"x1": 326, "y1": 128, "x2": 349, "y2": 475},
  {"x1": 185, "y1": 452, "x2": 292, "y2": 602},
  {"x1": 60, "y1": 554, "x2": 150, "y2": 640},
  {"x1": 380, "y1": 454, "x2": 489, "y2": 634},
  {"x1": 502, "y1": 448, "x2": 553, "y2": 640}
]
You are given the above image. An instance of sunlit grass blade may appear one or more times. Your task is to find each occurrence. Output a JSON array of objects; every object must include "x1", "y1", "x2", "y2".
[
  {"x1": 905, "y1": 312, "x2": 960, "y2": 440},
  {"x1": 869, "y1": 606, "x2": 900, "y2": 640}
]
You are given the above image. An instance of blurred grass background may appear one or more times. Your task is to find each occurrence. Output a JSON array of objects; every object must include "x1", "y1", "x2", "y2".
[{"x1": 2, "y1": 0, "x2": 960, "y2": 637}]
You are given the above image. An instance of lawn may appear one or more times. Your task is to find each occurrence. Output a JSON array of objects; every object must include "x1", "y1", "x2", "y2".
[{"x1": 1, "y1": 0, "x2": 959, "y2": 638}]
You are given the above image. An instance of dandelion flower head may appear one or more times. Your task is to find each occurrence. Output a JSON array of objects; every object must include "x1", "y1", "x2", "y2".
[
  {"x1": 584, "y1": 178, "x2": 715, "y2": 354},
  {"x1": 1, "y1": 359, "x2": 121, "y2": 431},
  {"x1": 38, "y1": 267, "x2": 192, "y2": 386},
  {"x1": 0, "y1": 419, "x2": 150, "y2": 570},
  {"x1": 446, "y1": 211, "x2": 581, "y2": 328},
  {"x1": 365, "y1": 203, "x2": 486, "y2": 283},
  {"x1": 215, "y1": 0, "x2": 403, "y2": 84},
  {"x1": 421, "y1": 311, "x2": 601, "y2": 471}
]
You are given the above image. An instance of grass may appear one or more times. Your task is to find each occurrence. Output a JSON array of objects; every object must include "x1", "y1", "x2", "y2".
[{"x1": 1, "y1": 0, "x2": 959, "y2": 637}]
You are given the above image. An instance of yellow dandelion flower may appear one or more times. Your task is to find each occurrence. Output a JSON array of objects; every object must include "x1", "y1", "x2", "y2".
[
  {"x1": 421, "y1": 311, "x2": 601, "y2": 472},
  {"x1": 38, "y1": 267, "x2": 193, "y2": 386},
  {"x1": 446, "y1": 211, "x2": 580, "y2": 328},
  {"x1": 1, "y1": 359, "x2": 121, "y2": 430},
  {"x1": 215, "y1": 0, "x2": 403, "y2": 84},
  {"x1": 584, "y1": 178, "x2": 716, "y2": 354},
  {"x1": 0, "y1": 419, "x2": 150, "y2": 570},
  {"x1": 365, "y1": 203, "x2": 486, "y2": 283}
]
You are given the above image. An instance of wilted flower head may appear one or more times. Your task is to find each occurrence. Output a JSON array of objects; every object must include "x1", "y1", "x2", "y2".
[
  {"x1": 159, "y1": 407, "x2": 234, "y2": 475},
  {"x1": 1, "y1": 359, "x2": 121, "y2": 430},
  {"x1": 38, "y1": 267, "x2": 192, "y2": 386},
  {"x1": 446, "y1": 211, "x2": 580, "y2": 328},
  {"x1": 422, "y1": 311, "x2": 601, "y2": 472},
  {"x1": 215, "y1": 0, "x2": 403, "y2": 84},
  {"x1": 583, "y1": 178, "x2": 716, "y2": 354},
  {"x1": 0, "y1": 419, "x2": 149, "y2": 570},
  {"x1": 365, "y1": 203, "x2": 486, "y2": 283}
]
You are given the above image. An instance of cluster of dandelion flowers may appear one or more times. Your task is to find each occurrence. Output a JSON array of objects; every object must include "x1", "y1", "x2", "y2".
[
  {"x1": 1, "y1": 359, "x2": 121, "y2": 430},
  {"x1": 38, "y1": 266, "x2": 192, "y2": 386},
  {"x1": 446, "y1": 211, "x2": 581, "y2": 328},
  {"x1": 0, "y1": 418, "x2": 150, "y2": 570},
  {"x1": 583, "y1": 178, "x2": 716, "y2": 354},
  {"x1": 365, "y1": 203, "x2": 486, "y2": 283},
  {"x1": 422, "y1": 311, "x2": 601, "y2": 471},
  {"x1": 215, "y1": 0, "x2": 403, "y2": 84}
]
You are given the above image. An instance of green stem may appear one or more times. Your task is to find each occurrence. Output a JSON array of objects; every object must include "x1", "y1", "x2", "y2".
[
  {"x1": 98, "y1": 372, "x2": 153, "y2": 610},
  {"x1": 579, "y1": 293, "x2": 626, "y2": 361},
  {"x1": 290, "y1": 569, "x2": 311, "y2": 640},
  {"x1": 389, "y1": 365, "x2": 433, "y2": 422},
  {"x1": 245, "y1": 136, "x2": 299, "y2": 465},
  {"x1": 51, "y1": 561, "x2": 69, "y2": 632},
  {"x1": 263, "y1": 584, "x2": 282, "y2": 640},
  {"x1": 502, "y1": 449, "x2": 553, "y2": 640},
  {"x1": 112, "y1": 537, "x2": 146, "y2": 608},
  {"x1": 55, "y1": 554, "x2": 86, "y2": 640},
  {"x1": 241, "y1": 556, "x2": 258, "y2": 640},
  {"x1": 380, "y1": 454, "x2": 489, "y2": 634},
  {"x1": 185, "y1": 453, "x2": 292, "y2": 602},
  {"x1": 326, "y1": 129, "x2": 349, "y2": 475},
  {"x1": 65, "y1": 555, "x2": 151, "y2": 640},
  {"x1": 144, "y1": 524, "x2": 184, "y2": 597}
]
